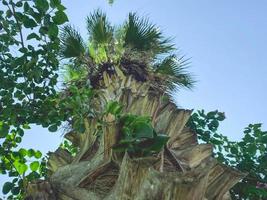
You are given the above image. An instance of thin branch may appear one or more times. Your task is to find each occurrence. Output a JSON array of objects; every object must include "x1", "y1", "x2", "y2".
[{"x1": 8, "y1": 2, "x2": 25, "y2": 48}]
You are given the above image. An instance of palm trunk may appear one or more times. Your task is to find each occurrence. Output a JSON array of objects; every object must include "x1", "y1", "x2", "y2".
[{"x1": 27, "y1": 67, "x2": 246, "y2": 200}]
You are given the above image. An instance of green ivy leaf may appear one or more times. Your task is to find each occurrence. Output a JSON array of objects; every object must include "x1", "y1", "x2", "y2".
[
  {"x1": 15, "y1": 137, "x2": 22, "y2": 143},
  {"x1": 48, "y1": 124, "x2": 58, "y2": 132},
  {"x1": 146, "y1": 134, "x2": 169, "y2": 152},
  {"x1": 0, "y1": 122, "x2": 9, "y2": 138},
  {"x1": 34, "y1": 150, "x2": 42, "y2": 159},
  {"x1": 18, "y1": 148, "x2": 27, "y2": 157},
  {"x1": 48, "y1": 23, "x2": 59, "y2": 38},
  {"x1": 30, "y1": 161, "x2": 40, "y2": 171},
  {"x1": 27, "y1": 33, "x2": 41, "y2": 41},
  {"x1": 23, "y1": 17, "x2": 37, "y2": 28},
  {"x1": 133, "y1": 121, "x2": 153, "y2": 139},
  {"x1": 16, "y1": 2, "x2": 23, "y2": 7},
  {"x1": 22, "y1": 124, "x2": 30, "y2": 129},
  {"x1": 207, "y1": 111, "x2": 217, "y2": 119},
  {"x1": 35, "y1": 0, "x2": 49, "y2": 13},
  {"x1": 105, "y1": 101, "x2": 123, "y2": 116},
  {"x1": 27, "y1": 149, "x2": 35, "y2": 157},
  {"x1": 14, "y1": 161, "x2": 28, "y2": 175},
  {"x1": 11, "y1": 187, "x2": 20, "y2": 195},
  {"x1": 23, "y1": 2, "x2": 30, "y2": 12},
  {"x1": 2, "y1": 182, "x2": 14, "y2": 195},
  {"x1": 50, "y1": 0, "x2": 61, "y2": 8},
  {"x1": 230, "y1": 146, "x2": 238, "y2": 155},
  {"x1": 247, "y1": 144, "x2": 257, "y2": 156},
  {"x1": 52, "y1": 11, "x2": 68, "y2": 25}
]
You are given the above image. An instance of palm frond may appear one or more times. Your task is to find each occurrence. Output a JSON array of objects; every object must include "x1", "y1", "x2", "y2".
[
  {"x1": 60, "y1": 25, "x2": 86, "y2": 58},
  {"x1": 123, "y1": 13, "x2": 174, "y2": 56},
  {"x1": 86, "y1": 9, "x2": 114, "y2": 45},
  {"x1": 107, "y1": 0, "x2": 114, "y2": 5},
  {"x1": 154, "y1": 54, "x2": 195, "y2": 89}
]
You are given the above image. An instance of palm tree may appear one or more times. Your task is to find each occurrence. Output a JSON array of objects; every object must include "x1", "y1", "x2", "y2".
[
  {"x1": 25, "y1": 10, "x2": 245, "y2": 200},
  {"x1": 60, "y1": 10, "x2": 194, "y2": 90}
]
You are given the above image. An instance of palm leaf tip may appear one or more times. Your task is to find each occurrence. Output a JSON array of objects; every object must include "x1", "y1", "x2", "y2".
[
  {"x1": 123, "y1": 13, "x2": 174, "y2": 55},
  {"x1": 86, "y1": 9, "x2": 114, "y2": 45},
  {"x1": 60, "y1": 25, "x2": 86, "y2": 58},
  {"x1": 108, "y1": 0, "x2": 114, "y2": 5},
  {"x1": 155, "y1": 55, "x2": 195, "y2": 89}
]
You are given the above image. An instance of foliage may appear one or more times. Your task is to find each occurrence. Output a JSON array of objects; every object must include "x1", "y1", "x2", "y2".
[
  {"x1": 0, "y1": 0, "x2": 68, "y2": 198},
  {"x1": 123, "y1": 13, "x2": 173, "y2": 56},
  {"x1": 0, "y1": 149, "x2": 47, "y2": 198},
  {"x1": 86, "y1": 9, "x2": 114, "y2": 46},
  {"x1": 107, "y1": 0, "x2": 114, "y2": 5},
  {"x1": 0, "y1": 0, "x2": 266, "y2": 199},
  {"x1": 48, "y1": 85, "x2": 96, "y2": 133},
  {"x1": 60, "y1": 139, "x2": 79, "y2": 156},
  {"x1": 188, "y1": 110, "x2": 267, "y2": 200},
  {"x1": 60, "y1": 10, "x2": 195, "y2": 90},
  {"x1": 105, "y1": 101, "x2": 169, "y2": 157},
  {"x1": 154, "y1": 54, "x2": 195, "y2": 89},
  {"x1": 60, "y1": 25, "x2": 86, "y2": 58}
]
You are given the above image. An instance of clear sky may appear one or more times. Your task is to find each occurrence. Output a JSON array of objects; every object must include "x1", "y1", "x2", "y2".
[{"x1": 1, "y1": 0, "x2": 267, "y2": 194}]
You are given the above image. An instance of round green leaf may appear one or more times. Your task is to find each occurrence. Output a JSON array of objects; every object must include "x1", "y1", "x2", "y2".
[
  {"x1": 30, "y1": 161, "x2": 40, "y2": 172},
  {"x1": 2, "y1": 182, "x2": 14, "y2": 195},
  {"x1": 27, "y1": 149, "x2": 35, "y2": 157},
  {"x1": 11, "y1": 187, "x2": 20, "y2": 195},
  {"x1": 48, "y1": 124, "x2": 58, "y2": 132},
  {"x1": 15, "y1": 137, "x2": 22, "y2": 143},
  {"x1": 15, "y1": 2, "x2": 23, "y2": 7},
  {"x1": 34, "y1": 150, "x2": 42, "y2": 159},
  {"x1": 0, "y1": 122, "x2": 10, "y2": 138}
]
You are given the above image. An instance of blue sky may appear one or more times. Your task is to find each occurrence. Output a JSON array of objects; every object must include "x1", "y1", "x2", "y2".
[{"x1": 1, "y1": 0, "x2": 267, "y2": 194}]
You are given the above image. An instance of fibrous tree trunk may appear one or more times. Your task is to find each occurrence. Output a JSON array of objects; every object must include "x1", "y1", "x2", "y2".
[{"x1": 27, "y1": 67, "x2": 246, "y2": 200}]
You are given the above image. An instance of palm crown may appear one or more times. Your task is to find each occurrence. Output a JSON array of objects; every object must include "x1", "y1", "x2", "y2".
[{"x1": 60, "y1": 10, "x2": 195, "y2": 90}]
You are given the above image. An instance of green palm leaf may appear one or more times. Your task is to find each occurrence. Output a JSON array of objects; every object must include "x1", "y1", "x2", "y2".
[
  {"x1": 86, "y1": 9, "x2": 114, "y2": 45},
  {"x1": 123, "y1": 13, "x2": 174, "y2": 56},
  {"x1": 60, "y1": 25, "x2": 86, "y2": 58},
  {"x1": 154, "y1": 54, "x2": 195, "y2": 89}
]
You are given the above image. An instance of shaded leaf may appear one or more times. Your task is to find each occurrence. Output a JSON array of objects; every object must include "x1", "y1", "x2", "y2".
[
  {"x1": 53, "y1": 11, "x2": 68, "y2": 25},
  {"x1": 133, "y1": 121, "x2": 153, "y2": 139},
  {"x1": 48, "y1": 124, "x2": 58, "y2": 132},
  {"x1": 2, "y1": 182, "x2": 14, "y2": 195}
]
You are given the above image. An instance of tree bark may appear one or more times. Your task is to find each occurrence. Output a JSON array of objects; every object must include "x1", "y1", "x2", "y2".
[{"x1": 27, "y1": 68, "x2": 247, "y2": 199}]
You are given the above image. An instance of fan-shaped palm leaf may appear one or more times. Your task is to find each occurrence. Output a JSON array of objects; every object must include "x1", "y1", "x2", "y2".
[
  {"x1": 123, "y1": 13, "x2": 174, "y2": 56},
  {"x1": 86, "y1": 9, "x2": 114, "y2": 45},
  {"x1": 154, "y1": 54, "x2": 195, "y2": 89},
  {"x1": 60, "y1": 25, "x2": 86, "y2": 58}
]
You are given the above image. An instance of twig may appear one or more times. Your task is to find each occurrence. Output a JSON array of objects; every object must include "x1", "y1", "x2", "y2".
[{"x1": 8, "y1": 2, "x2": 25, "y2": 48}]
